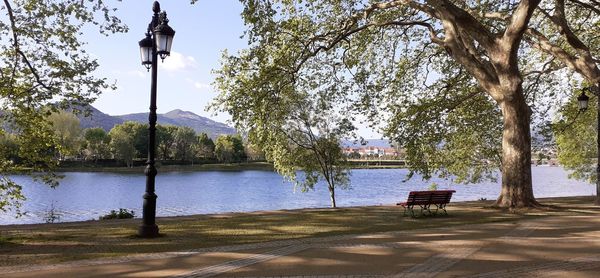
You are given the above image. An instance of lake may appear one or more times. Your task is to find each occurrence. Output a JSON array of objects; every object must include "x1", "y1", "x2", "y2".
[{"x1": 1, "y1": 166, "x2": 594, "y2": 225}]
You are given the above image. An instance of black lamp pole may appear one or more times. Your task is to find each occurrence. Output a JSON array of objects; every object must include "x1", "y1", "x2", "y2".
[{"x1": 137, "y1": 1, "x2": 175, "y2": 238}]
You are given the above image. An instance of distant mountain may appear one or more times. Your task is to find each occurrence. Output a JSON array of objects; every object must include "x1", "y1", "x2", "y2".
[
  {"x1": 76, "y1": 106, "x2": 236, "y2": 137},
  {"x1": 76, "y1": 106, "x2": 124, "y2": 131},
  {"x1": 116, "y1": 109, "x2": 236, "y2": 137}
]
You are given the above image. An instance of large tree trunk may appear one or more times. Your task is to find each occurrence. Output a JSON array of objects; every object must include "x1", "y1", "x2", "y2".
[
  {"x1": 494, "y1": 87, "x2": 539, "y2": 208},
  {"x1": 596, "y1": 84, "x2": 600, "y2": 206}
]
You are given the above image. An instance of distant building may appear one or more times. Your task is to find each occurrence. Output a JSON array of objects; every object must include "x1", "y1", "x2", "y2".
[{"x1": 343, "y1": 146, "x2": 398, "y2": 158}]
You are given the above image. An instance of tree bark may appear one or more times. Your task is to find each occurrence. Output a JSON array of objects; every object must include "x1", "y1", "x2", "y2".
[
  {"x1": 595, "y1": 84, "x2": 600, "y2": 206},
  {"x1": 494, "y1": 86, "x2": 539, "y2": 208},
  {"x1": 328, "y1": 185, "x2": 337, "y2": 208}
]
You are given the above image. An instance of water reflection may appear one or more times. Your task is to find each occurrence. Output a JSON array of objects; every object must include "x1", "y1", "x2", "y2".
[{"x1": 1, "y1": 167, "x2": 593, "y2": 225}]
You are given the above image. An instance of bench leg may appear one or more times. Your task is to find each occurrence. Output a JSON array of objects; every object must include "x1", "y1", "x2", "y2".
[
  {"x1": 402, "y1": 205, "x2": 416, "y2": 217},
  {"x1": 439, "y1": 203, "x2": 448, "y2": 215},
  {"x1": 424, "y1": 204, "x2": 433, "y2": 216},
  {"x1": 431, "y1": 205, "x2": 439, "y2": 216}
]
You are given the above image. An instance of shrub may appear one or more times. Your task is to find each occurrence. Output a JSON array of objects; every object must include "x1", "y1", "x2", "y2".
[
  {"x1": 99, "y1": 208, "x2": 135, "y2": 220},
  {"x1": 44, "y1": 203, "x2": 61, "y2": 223}
]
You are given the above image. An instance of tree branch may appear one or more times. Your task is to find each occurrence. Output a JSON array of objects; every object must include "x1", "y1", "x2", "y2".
[
  {"x1": 428, "y1": 0, "x2": 497, "y2": 51},
  {"x1": 2, "y1": 0, "x2": 52, "y2": 91},
  {"x1": 552, "y1": 0, "x2": 592, "y2": 53},
  {"x1": 526, "y1": 1, "x2": 600, "y2": 83},
  {"x1": 525, "y1": 28, "x2": 581, "y2": 72},
  {"x1": 377, "y1": 20, "x2": 444, "y2": 45},
  {"x1": 568, "y1": 0, "x2": 600, "y2": 15},
  {"x1": 502, "y1": 0, "x2": 542, "y2": 50}
]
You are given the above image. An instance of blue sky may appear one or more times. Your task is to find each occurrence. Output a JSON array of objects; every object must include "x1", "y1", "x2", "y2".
[{"x1": 86, "y1": 1, "x2": 380, "y2": 138}]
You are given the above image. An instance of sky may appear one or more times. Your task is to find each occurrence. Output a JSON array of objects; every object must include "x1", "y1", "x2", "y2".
[{"x1": 85, "y1": 0, "x2": 380, "y2": 138}]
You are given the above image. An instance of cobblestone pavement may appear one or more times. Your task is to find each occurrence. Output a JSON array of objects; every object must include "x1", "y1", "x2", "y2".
[{"x1": 4, "y1": 213, "x2": 600, "y2": 278}]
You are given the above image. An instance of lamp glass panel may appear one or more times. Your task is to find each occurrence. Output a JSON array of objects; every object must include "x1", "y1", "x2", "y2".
[
  {"x1": 155, "y1": 34, "x2": 173, "y2": 56},
  {"x1": 140, "y1": 46, "x2": 153, "y2": 64},
  {"x1": 578, "y1": 99, "x2": 589, "y2": 110},
  {"x1": 155, "y1": 33, "x2": 167, "y2": 54}
]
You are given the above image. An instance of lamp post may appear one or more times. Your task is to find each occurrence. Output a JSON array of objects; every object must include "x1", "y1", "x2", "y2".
[
  {"x1": 577, "y1": 84, "x2": 600, "y2": 206},
  {"x1": 137, "y1": 1, "x2": 175, "y2": 237}
]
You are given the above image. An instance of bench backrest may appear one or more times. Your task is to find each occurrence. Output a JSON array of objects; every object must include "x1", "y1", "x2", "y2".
[{"x1": 405, "y1": 190, "x2": 455, "y2": 205}]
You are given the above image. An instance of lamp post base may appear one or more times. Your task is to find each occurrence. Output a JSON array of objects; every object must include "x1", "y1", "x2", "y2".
[{"x1": 138, "y1": 224, "x2": 160, "y2": 238}]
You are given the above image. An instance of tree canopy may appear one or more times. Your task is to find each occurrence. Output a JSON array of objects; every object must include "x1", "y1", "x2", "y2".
[
  {"x1": 83, "y1": 127, "x2": 110, "y2": 163},
  {"x1": 213, "y1": 0, "x2": 600, "y2": 208},
  {"x1": 48, "y1": 110, "x2": 82, "y2": 159},
  {"x1": 0, "y1": 0, "x2": 126, "y2": 213},
  {"x1": 108, "y1": 121, "x2": 138, "y2": 167},
  {"x1": 554, "y1": 88, "x2": 598, "y2": 183},
  {"x1": 214, "y1": 135, "x2": 246, "y2": 163}
]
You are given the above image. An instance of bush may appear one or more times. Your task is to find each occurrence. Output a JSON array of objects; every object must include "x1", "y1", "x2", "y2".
[
  {"x1": 99, "y1": 208, "x2": 135, "y2": 220},
  {"x1": 44, "y1": 203, "x2": 61, "y2": 223}
]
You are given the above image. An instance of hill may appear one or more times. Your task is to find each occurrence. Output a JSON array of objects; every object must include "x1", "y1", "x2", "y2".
[
  {"x1": 76, "y1": 106, "x2": 236, "y2": 137},
  {"x1": 77, "y1": 106, "x2": 124, "y2": 131}
]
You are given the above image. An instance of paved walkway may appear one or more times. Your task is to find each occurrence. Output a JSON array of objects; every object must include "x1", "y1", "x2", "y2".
[{"x1": 4, "y1": 212, "x2": 600, "y2": 277}]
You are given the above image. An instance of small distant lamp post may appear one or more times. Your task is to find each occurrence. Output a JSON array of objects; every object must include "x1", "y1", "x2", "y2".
[
  {"x1": 577, "y1": 85, "x2": 600, "y2": 206},
  {"x1": 137, "y1": 1, "x2": 175, "y2": 237},
  {"x1": 577, "y1": 90, "x2": 590, "y2": 111}
]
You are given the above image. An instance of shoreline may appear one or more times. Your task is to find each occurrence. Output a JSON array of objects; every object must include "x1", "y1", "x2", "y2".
[
  {"x1": 54, "y1": 163, "x2": 408, "y2": 173},
  {"x1": 55, "y1": 161, "x2": 276, "y2": 173},
  {"x1": 32, "y1": 162, "x2": 562, "y2": 174},
  {"x1": 1, "y1": 195, "x2": 595, "y2": 229},
  {"x1": 57, "y1": 163, "x2": 410, "y2": 171}
]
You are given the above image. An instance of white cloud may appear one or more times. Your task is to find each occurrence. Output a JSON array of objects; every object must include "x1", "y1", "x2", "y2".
[
  {"x1": 184, "y1": 78, "x2": 211, "y2": 91},
  {"x1": 194, "y1": 82, "x2": 211, "y2": 90},
  {"x1": 127, "y1": 70, "x2": 147, "y2": 78},
  {"x1": 161, "y1": 51, "x2": 198, "y2": 72}
]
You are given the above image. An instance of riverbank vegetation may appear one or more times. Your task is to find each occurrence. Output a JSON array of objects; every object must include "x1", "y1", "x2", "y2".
[
  {"x1": 1, "y1": 112, "x2": 260, "y2": 169},
  {"x1": 56, "y1": 161, "x2": 276, "y2": 173},
  {"x1": 0, "y1": 196, "x2": 597, "y2": 268}
]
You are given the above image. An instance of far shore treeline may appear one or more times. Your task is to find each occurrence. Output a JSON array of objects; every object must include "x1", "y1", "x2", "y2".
[{"x1": 0, "y1": 110, "x2": 263, "y2": 168}]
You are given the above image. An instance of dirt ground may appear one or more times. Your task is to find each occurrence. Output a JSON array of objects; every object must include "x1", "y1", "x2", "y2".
[{"x1": 1, "y1": 196, "x2": 600, "y2": 277}]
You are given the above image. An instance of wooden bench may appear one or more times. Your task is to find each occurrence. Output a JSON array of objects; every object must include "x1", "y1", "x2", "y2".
[{"x1": 397, "y1": 190, "x2": 456, "y2": 217}]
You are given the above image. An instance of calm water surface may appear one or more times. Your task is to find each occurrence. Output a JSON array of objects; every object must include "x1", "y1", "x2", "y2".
[{"x1": 1, "y1": 167, "x2": 594, "y2": 225}]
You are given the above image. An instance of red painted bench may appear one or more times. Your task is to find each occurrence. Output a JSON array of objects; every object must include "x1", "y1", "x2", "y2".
[{"x1": 397, "y1": 190, "x2": 456, "y2": 217}]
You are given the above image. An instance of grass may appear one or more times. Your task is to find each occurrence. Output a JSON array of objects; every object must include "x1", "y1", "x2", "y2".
[{"x1": 0, "y1": 196, "x2": 598, "y2": 267}]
